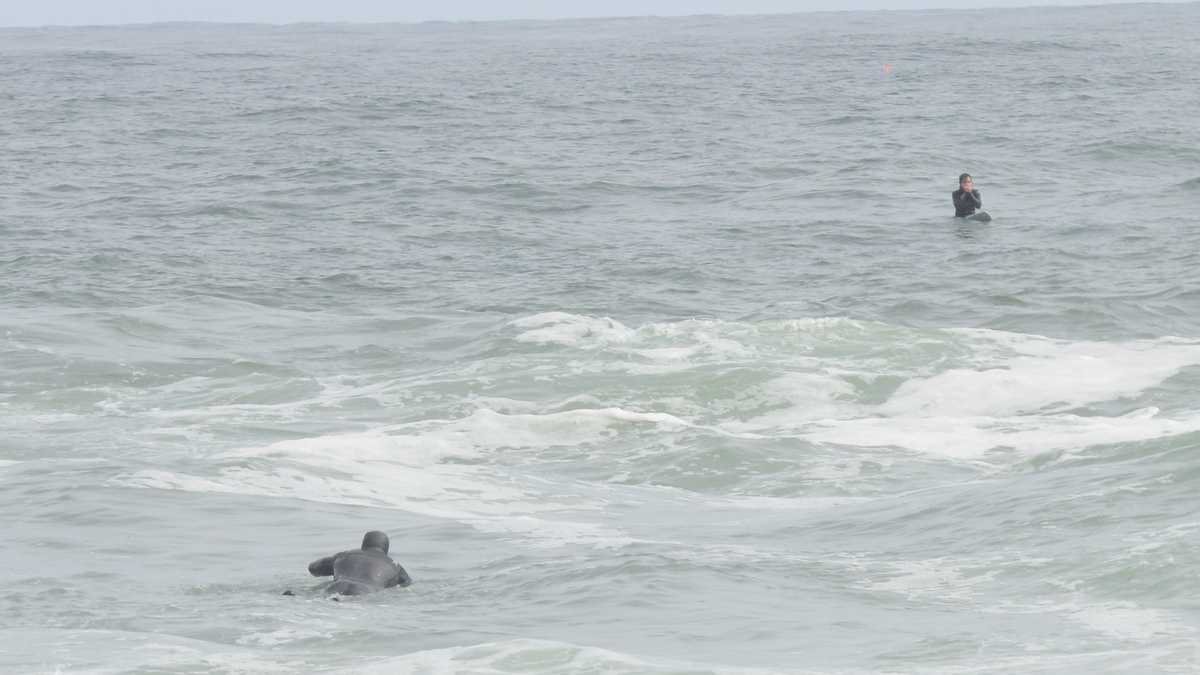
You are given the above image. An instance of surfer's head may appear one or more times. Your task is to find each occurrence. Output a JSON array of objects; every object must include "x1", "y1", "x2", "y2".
[
  {"x1": 361, "y1": 530, "x2": 390, "y2": 553},
  {"x1": 959, "y1": 173, "x2": 973, "y2": 191}
]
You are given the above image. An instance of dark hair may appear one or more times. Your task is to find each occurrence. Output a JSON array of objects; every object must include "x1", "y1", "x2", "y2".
[
  {"x1": 959, "y1": 173, "x2": 972, "y2": 183},
  {"x1": 361, "y1": 530, "x2": 390, "y2": 553}
]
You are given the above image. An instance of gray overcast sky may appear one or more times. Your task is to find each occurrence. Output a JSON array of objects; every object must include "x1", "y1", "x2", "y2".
[{"x1": 0, "y1": 0, "x2": 1182, "y2": 27}]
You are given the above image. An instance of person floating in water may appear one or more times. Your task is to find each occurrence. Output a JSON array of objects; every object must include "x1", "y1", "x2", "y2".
[
  {"x1": 307, "y1": 530, "x2": 412, "y2": 596},
  {"x1": 952, "y1": 173, "x2": 982, "y2": 217}
]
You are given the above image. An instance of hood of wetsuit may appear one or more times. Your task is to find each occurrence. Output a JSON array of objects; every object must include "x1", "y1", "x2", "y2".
[{"x1": 361, "y1": 530, "x2": 389, "y2": 553}]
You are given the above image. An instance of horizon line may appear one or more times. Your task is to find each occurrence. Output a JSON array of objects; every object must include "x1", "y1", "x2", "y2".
[{"x1": 0, "y1": 0, "x2": 1185, "y2": 30}]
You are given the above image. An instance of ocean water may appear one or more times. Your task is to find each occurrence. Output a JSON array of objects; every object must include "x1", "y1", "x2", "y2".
[{"x1": 3, "y1": 4, "x2": 1200, "y2": 673}]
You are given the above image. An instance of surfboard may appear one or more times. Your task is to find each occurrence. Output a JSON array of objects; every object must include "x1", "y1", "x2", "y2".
[{"x1": 966, "y1": 211, "x2": 992, "y2": 222}]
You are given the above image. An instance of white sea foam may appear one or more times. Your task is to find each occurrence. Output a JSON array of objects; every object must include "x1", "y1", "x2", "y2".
[
  {"x1": 1071, "y1": 603, "x2": 1197, "y2": 642},
  {"x1": 799, "y1": 408, "x2": 1200, "y2": 459},
  {"x1": 118, "y1": 460, "x2": 632, "y2": 550},
  {"x1": 114, "y1": 407, "x2": 698, "y2": 549},
  {"x1": 883, "y1": 331, "x2": 1200, "y2": 417},
  {"x1": 713, "y1": 326, "x2": 1200, "y2": 460},
  {"x1": 719, "y1": 494, "x2": 871, "y2": 512},
  {"x1": 236, "y1": 627, "x2": 334, "y2": 647},
  {"x1": 907, "y1": 649, "x2": 1192, "y2": 675},
  {"x1": 511, "y1": 313, "x2": 637, "y2": 347},
  {"x1": 861, "y1": 558, "x2": 997, "y2": 603},
  {"x1": 0, "y1": 629, "x2": 295, "y2": 674},
  {"x1": 733, "y1": 372, "x2": 859, "y2": 427},
  {"x1": 346, "y1": 638, "x2": 827, "y2": 675},
  {"x1": 511, "y1": 313, "x2": 756, "y2": 362}
]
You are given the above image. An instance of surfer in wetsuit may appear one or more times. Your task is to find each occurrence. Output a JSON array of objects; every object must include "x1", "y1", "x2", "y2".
[
  {"x1": 307, "y1": 530, "x2": 411, "y2": 595},
  {"x1": 952, "y1": 173, "x2": 982, "y2": 217}
]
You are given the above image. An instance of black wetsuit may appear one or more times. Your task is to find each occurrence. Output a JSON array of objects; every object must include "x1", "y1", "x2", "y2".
[
  {"x1": 953, "y1": 188, "x2": 982, "y2": 217},
  {"x1": 308, "y1": 536, "x2": 411, "y2": 595}
]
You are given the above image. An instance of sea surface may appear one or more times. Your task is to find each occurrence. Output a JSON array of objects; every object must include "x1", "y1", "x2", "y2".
[{"x1": 3, "y1": 4, "x2": 1200, "y2": 673}]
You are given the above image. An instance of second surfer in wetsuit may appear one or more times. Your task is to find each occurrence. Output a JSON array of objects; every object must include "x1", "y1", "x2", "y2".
[
  {"x1": 308, "y1": 530, "x2": 411, "y2": 595},
  {"x1": 952, "y1": 173, "x2": 982, "y2": 217}
]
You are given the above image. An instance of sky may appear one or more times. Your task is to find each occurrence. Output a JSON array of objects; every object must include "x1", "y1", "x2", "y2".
[{"x1": 0, "y1": 0, "x2": 1183, "y2": 27}]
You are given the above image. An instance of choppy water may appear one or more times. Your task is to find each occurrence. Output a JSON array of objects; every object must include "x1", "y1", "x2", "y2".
[{"x1": 3, "y1": 4, "x2": 1200, "y2": 674}]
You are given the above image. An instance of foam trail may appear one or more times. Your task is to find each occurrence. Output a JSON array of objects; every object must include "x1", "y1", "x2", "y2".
[
  {"x1": 347, "y1": 638, "x2": 827, "y2": 675},
  {"x1": 884, "y1": 332, "x2": 1200, "y2": 417},
  {"x1": 115, "y1": 408, "x2": 696, "y2": 548},
  {"x1": 798, "y1": 408, "x2": 1200, "y2": 459}
]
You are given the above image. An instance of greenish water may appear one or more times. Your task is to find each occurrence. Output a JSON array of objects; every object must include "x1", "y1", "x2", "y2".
[{"x1": 2, "y1": 5, "x2": 1200, "y2": 673}]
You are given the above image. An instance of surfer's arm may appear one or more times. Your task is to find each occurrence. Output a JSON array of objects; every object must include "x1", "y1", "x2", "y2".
[
  {"x1": 308, "y1": 556, "x2": 335, "y2": 577},
  {"x1": 955, "y1": 190, "x2": 980, "y2": 208},
  {"x1": 389, "y1": 564, "x2": 412, "y2": 588}
]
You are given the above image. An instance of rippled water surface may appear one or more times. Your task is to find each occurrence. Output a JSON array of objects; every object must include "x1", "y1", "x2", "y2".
[{"x1": 3, "y1": 5, "x2": 1200, "y2": 674}]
